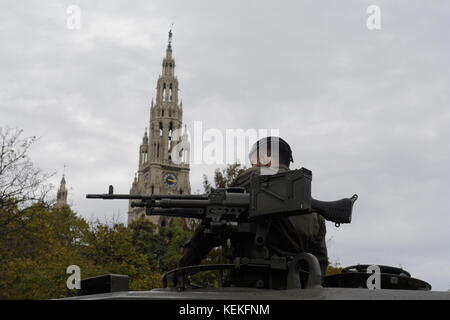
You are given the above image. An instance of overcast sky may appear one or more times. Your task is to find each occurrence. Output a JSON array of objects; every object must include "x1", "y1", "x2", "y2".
[{"x1": 1, "y1": 0, "x2": 449, "y2": 291}]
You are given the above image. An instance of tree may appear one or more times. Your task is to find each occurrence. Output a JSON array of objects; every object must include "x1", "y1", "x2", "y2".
[
  {"x1": 202, "y1": 163, "x2": 247, "y2": 192},
  {"x1": 129, "y1": 217, "x2": 164, "y2": 268},
  {"x1": 0, "y1": 127, "x2": 54, "y2": 242},
  {"x1": 0, "y1": 204, "x2": 92, "y2": 299},
  {"x1": 0, "y1": 204, "x2": 162, "y2": 299},
  {"x1": 0, "y1": 127, "x2": 53, "y2": 205},
  {"x1": 81, "y1": 220, "x2": 160, "y2": 291}
]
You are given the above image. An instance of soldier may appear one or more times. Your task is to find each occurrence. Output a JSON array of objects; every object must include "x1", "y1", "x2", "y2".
[{"x1": 178, "y1": 137, "x2": 328, "y2": 287}]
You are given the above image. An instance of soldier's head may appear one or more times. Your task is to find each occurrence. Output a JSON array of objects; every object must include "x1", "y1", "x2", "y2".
[{"x1": 249, "y1": 137, "x2": 293, "y2": 168}]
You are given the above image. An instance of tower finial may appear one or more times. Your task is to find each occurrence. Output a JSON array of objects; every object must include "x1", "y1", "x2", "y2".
[{"x1": 168, "y1": 23, "x2": 174, "y2": 49}]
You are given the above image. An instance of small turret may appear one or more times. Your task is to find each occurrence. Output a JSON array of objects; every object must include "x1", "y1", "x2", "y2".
[
  {"x1": 131, "y1": 172, "x2": 138, "y2": 190},
  {"x1": 139, "y1": 129, "x2": 149, "y2": 168},
  {"x1": 143, "y1": 128, "x2": 148, "y2": 144},
  {"x1": 55, "y1": 174, "x2": 68, "y2": 208}
]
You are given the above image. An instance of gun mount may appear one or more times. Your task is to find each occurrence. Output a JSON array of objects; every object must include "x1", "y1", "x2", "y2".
[{"x1": 87, "y1": 168, "x2": 357, "y2": 290}]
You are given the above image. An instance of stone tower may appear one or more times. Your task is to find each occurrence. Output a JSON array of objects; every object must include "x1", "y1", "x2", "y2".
[
  {"x1": 55, "y1": 175, "x2": 68, "y2": 208},
  {"x1": 128, "y1": 30, "x2": 191, "y2": 225}
]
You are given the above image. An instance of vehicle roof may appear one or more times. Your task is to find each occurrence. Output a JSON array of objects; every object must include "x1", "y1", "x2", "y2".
[{"x1": 60, "y1": 287, "x2": 450, "y2": 300}]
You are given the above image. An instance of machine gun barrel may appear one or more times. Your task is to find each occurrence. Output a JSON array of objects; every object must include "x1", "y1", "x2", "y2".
[
  {"x1": 86, "y1": 185, "x2": 208, "y2": 201},
  {"x1": 85, "y1": 170, "x2": 358, "y2": 225},
  {"x1": 86, "y1": 193, "x2": 149, "y2": 200},
  {"x1": 147, "y1": 208, "x2": 205, "y2": 219},
  {"x1": 86, "y1": 193, "x2": 209, "y2": 200},
  {"x1": 155, "y1": 199, "x2": 211, "y2": 208},
  {"x1": 155, "y1": 193, "x2": 250, "y2": 208}
]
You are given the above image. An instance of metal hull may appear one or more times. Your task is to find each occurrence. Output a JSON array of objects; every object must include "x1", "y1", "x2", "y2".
[{"x1": 61, "y1": 287, "x2": 450, "y2": 300}]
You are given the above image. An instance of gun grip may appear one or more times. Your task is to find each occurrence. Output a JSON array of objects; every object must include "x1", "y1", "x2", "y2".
[{"x1": 312, "y1": 194, "x2": 358, "y2": 224}]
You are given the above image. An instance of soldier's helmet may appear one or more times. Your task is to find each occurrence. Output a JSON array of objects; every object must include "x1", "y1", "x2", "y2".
[{"x1": 249, "y1": 136, "x2": 294, "y2": 167}]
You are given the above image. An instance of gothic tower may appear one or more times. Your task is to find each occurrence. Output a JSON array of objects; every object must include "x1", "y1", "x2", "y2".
[
  {"x1": 128, "y1": 30, "x2": 191, "y2": 225},
  {"x1": 55, "y1": 175, "x2": 68, "y2": 208}
]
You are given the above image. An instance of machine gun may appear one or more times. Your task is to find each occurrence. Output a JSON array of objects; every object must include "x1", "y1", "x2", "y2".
[{"x1": 87, "y1": 167, "x2": 358, "y2": 290}]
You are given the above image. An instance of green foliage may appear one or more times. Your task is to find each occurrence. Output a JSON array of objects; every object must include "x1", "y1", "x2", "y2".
[
  {"x1": 190, "y1": 247, "x2": 224, "y2": 288},
  {"x1": 326, "y1": 261, "x2": 343, "y2": 275},
  {"x1": 158, "y1": 218, "x2": 192, "y2": 272},
  {"x1": 0, "y1": 204, "x2": 92, "y2": 299},
  {"x1": 203, "y1": 163, "x2": 247, "y2": 192},
  {"x1": 0, "y1": 203, "x2": 184, "y2": 299}
]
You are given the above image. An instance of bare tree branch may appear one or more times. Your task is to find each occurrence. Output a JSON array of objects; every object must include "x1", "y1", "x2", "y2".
[
  {"x1": 0, "y1": 127, "x2": 55, "y2": 207},
  {"x1": 0, "y1": 127, "x2": 56, "y2": 240}
]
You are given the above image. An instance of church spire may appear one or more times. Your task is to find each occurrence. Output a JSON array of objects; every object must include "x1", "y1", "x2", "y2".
[
  {"x1": 129, "y1": 30, "x2": 191, "y2": 226},
  {"x1": 55, "y1": 173, "x2": 68, "y2": 208}
]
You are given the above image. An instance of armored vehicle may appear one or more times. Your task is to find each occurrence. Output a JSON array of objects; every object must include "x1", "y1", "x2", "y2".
[{"x1": 66, "y1": 168, "x2": 450, "y2": 300}]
